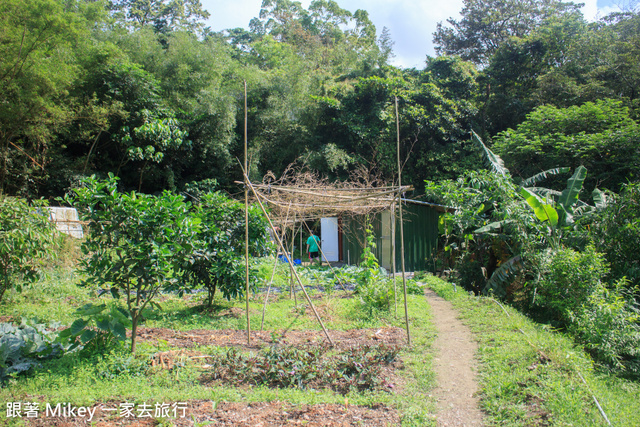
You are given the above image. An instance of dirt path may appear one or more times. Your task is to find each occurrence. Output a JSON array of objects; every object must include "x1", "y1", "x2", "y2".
[{"x1": 425, "y1": 289, "x2": 484, "y2": 426}]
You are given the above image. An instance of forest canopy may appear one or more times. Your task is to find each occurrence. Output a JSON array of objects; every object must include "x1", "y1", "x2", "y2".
[{"x1": 0, "y1": 0, "x2": 639, "y2": 198}]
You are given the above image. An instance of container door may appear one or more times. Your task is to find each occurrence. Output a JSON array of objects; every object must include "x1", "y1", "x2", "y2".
[{"x1": 320, "y1": 217, "x2": 339, "y2": 262}]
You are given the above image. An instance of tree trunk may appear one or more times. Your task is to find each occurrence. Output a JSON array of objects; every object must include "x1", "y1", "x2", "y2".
[
  {"x1": 130, "y1": 312, "x2": 138, "y2": 353},
  {"x1": 207, "y1": 284, "x2": 216, "y2": 307}
]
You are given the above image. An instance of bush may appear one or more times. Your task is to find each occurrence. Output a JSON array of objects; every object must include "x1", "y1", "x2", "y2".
[
  {"x1": 591, "y1": 182, "x2": 640, "y2": 291},
  {"x1": 0, "y1": 196, "x2": 58, "y2": 303},
  {"x1": 534, "y1": 245, "x2": 609, "y2": 324},
  {"x1": 569, "y1": 279, "x2": 640, "y2": 378},
  {"x1": 179, "y1": 192, "x2": 271, "y2": 306}
]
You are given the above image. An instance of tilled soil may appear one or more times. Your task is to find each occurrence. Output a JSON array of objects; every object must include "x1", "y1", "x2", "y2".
[
  {"x1": 26, "y1": 400, "x2": 401, "y2": 426},
  {"x1": 135, "y1": 326, "x2": 407, "y2": 351}
]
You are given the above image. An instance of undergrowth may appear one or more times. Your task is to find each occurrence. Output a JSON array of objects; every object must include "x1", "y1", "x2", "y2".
[{"x1": 424, "y1": 274, "x2": 640, "y2": 427}]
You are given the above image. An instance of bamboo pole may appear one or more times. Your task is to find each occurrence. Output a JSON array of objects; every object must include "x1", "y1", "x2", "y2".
[
  {"x1": 242, "y1": 168, "x2": 334, "y2": 346},
  {"x1": 396, "y1": 95, "x2": 411, "y2": 345},
  {"x1": 260, "y1": 255, "x2": 279, "y2": 331},
  {"x1": 244, "y1": 80, "x2": 251, "y2": 345},
  {"x1": 391, "y1": 201, "x2": 397, "y2": 317},
  {"x1": 289, "y1": 213, "x2": 298, "y2": 306}
]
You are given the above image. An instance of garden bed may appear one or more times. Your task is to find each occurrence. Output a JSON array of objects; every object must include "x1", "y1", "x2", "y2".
[
  {"x1": 135, "y1": 326, "x2": 407, "y2": 350},
  {"x1": 26, "y1": 400, "x2": 401, "y2": 426}
]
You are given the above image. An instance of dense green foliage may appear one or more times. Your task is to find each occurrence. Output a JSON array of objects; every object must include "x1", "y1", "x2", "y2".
[
  {"x1": 0, "y1": 197, "x2": 58, "y2": 303},
  {"x1": 425, "y1": 136, "x2": 640, "y2": 378},
  {"x1": 68, "y1": 174, "x2": 200, "y2": 352},
  {"x1": 180, "y1": 190, "x2": 271, "y2": 306},
  {"x1": 1, "y1": 0, "x2": 639, "y2": 199}
]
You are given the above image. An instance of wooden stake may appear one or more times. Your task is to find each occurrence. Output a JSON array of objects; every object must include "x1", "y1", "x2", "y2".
[
  {"x1": 391, "y1": 201, "x2": 397, "y2": 317},
  {"x1": 290, "y1": 213, "x2": 298, "y2": 306},
  {"x1": 244, "y1": 80, "x2": 250, "y2": 345},
  {"x1": 396, "y1": 95, "x2": 411, "y2": 346}
]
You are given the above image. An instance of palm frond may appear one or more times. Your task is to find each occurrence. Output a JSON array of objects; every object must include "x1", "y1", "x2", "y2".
[
  {"x1": 521, "y1": 167, "x2": 570, "y2": 187},
  {"x1": 471, "y1": 130, "x2": 509, "y2": 177}
]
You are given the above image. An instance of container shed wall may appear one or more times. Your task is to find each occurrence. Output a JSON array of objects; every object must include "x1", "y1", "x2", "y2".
[{"x1": 341, "y1": 203, "x2": 440, "y2": 272}]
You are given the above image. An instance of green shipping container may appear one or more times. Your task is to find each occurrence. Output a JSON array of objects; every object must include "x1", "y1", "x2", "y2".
[{"x1": 340, "y1": 200, "x2": 444, "y2": 273}]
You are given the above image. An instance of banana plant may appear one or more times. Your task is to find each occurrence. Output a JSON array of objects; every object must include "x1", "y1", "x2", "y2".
[{"x1": 470, "y1": 132, "x2": 602, "y2": 295}]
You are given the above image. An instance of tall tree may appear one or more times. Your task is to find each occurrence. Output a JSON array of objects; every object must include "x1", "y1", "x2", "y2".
[
  {"x1": 433, "y1": 0, "x2": 583, "y2": 66},
  {"x1": 108, "y1": 0, "x2": 210, "y2": 34},
  {"x1": 0, "y1": 0, "x2": 100, "y2": 196}
]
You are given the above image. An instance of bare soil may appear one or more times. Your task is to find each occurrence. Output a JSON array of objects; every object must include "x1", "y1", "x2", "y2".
[
  {"x1": 135, "y1": 326, "x2": 407, "y2": 351},
  {"x1": 425, "y1": 289, "x2": 485, "y2": 426},
  {"x1": 26, "y1": 400, "x2": 400, "y2": 426}
]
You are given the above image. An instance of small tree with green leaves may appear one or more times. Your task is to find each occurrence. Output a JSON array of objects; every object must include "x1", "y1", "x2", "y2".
[
  {"x1": 179, "y1": 190, "x2": 271, "y2": 307},
  {"x1": 68, "y1": 174, "x2": 200, "y2": 353},
  {"x1": 0, "y1": 196, "x2": 58, "y2": 303}
]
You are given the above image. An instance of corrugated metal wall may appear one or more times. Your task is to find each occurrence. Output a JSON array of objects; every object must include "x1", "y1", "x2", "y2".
[{"x1": 341, "y1": 203, "x2": 440, "y2": 272}]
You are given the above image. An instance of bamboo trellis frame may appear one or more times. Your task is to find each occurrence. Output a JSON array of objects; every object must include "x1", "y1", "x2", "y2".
[{"x1": 241, "y1": 86, "x2": 412, "y2": 346}]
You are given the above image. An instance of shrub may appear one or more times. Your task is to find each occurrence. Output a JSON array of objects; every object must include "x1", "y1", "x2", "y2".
[
  {"x1": 591, "y1": 182, "x2": 640, "y2": 290},
  {"x1": 0, "y1": 196, "x2": 58, "y2": 303},
  {"x1": 569, "y1": 279, "x2": 640, "y2": 378},
  {"x1": 534, "y1": 245, "x2": 609, "y2": 324}
]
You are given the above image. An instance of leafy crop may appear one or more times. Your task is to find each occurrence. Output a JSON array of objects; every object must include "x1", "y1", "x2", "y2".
[
  {"x1": 57, "y1": 303, "x2": 131, "y2": 355},
  {"x1": 0, "y1": 320, "x2": 66, "y2": 383},
  {"x1": 203, "y1": 343, "x2": 399, "y2": 394}
]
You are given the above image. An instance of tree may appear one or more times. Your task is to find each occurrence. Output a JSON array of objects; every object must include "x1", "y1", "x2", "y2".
[
  {"x1": 68, "y1": 174, "x2": 200, "y2": 353},
  {"x1": 0, "y1": 0, "x2": 99, "y2": 196},
  {"x1": 433, "y1": 0, "x2": 583, "y2": 66},
  {"x1": 0, "y1": 197, "x2": 58, "y2": 303},
  {"x1": 180, "y1": 190, "x2": 271, "y2": 307},
  {"x1": 108, "y1": 0, "x2": 210, "y2": 34},
  {"x1": 325, "y1": 62, "x2": 480, "y2": 188},
  {"x1": 481, "y1": 12, "x2": 588, "y2": 133},
  {"x1": 492, "y1": 99, "x2": 640, "y2": 192}
]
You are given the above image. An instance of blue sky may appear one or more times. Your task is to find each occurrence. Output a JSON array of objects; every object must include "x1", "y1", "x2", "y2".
[{"x1": 201, "y1": 0, "x2": 624, "y2": 69}]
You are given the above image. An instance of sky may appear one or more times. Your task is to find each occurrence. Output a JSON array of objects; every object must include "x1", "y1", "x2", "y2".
[{"x1": 200, "y1": 0, "x2": 625, "y2": 69}]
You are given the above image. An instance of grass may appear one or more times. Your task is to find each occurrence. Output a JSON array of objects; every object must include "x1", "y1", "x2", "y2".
[
  {"x1": 423, "y1": 274, "x2": 640, "y2": 427},
  {"x1": 0, "y1": 263, "x2": 438, "y2": 426},
  {"x1": 7, "y1": 257, "x2": 638, "y2": 426}
]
